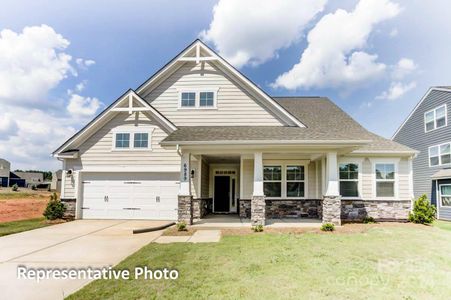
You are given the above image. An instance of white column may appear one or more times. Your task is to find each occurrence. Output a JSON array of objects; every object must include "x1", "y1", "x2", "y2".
[
  {"x1": 325, "y1": 151, "x2": 339, "y2": 196},
  {"x1": 179, "y1": 152, "x2": 191, "y2": 196},
  {"x1": 253, "y1": 152, "x2": 264, "y2": 196}
]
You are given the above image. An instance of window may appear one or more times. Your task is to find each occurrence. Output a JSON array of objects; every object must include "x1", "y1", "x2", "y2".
[
  {"x1": 200, "y1": 92, "x2": 214, "y2": 107},
  {"x1": 339, "y1": 163, "x2": 359, "y2": 197},
  {"x1": 425, "y1": 104, "x2": 447, "y2": 132},
  {"x1": 375, "y1": 163, "x2": 395, "y2": 197},
  {"x1": 115, "y1": 133, "x2": 130, "y2": 148},
  {"x1": 181, "y1": 92, "x2": 196, "y2": 107},
  {"x1": 286, "y1": 166, "x2": 305, "y2": 197},
  {"x1": 429, "y1": 143, "x2": 451, "y2": 166},
  {"x1": 134, "y1": 133, "x2": 149, "y2": 148},
  {"x1": 263, "y1": 166, "x2": 282, "y2": 197},
  {"x1": 440, "y1": 185, "x2": 451, "y2": 206}
]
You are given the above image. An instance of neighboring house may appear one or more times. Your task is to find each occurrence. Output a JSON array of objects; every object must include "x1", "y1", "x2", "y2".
[
  {"x1": 51, "y1": 170, "x2": 62, "y2": 193},
  {"x1": 393, "y1": 86, "x2": 451, "y2": 220},
  {"x1": 14, "y1": 171, "x2": 44, "y2": 186},
  {"x1": 53, "y1": 40, "x2": 415, "y2": 225},
  {"x1": 0, "y1": 159, "x2": 10, "y2": 188}
]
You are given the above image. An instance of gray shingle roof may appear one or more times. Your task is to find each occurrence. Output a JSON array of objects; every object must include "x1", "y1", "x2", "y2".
[{"x1": 161, "y1": 97, "x2": 415, "y2": 153}]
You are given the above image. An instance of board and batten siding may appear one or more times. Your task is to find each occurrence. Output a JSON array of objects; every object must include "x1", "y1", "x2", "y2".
[
  {"x1": 393, "y1": 90, "x2": 451, "y2": 201},
  {"x1": 143, "y1": 61, "x2": 283, "y2": 126}
]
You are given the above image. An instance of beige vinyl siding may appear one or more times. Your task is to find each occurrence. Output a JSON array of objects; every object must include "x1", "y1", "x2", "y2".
[
  {"x1": 63, "y1": 171, "x2": 76, "y2": 199},
  {"x1": 308, "y1": 162, "x2": 316, "y2": 199},
  {"x1": 71, "y1": 112, "x2": 180, "y2": 169},
  {"x1": 201, "y1": 159, "x2": 210, "y2": 198},
  {"x1": 241, "y1": 159, "x2": 254, "y2": 199},
  {"x1": 398, "y1": 158, "x2": 411, "y2": 199},
  {"x1": 144, "y1": 61, "x2": 283, "y2": 126},
  {"x1": 361, "y1": 158, "x2": 373, "y2": 199}
]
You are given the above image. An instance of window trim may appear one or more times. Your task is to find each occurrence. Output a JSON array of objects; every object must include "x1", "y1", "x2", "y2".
[
  {"x1": 338, "y1": 159, "x2": 362, "y2": 200},
  {"x1": 263, "y1": 161, "x2": 308, "y2": 199},
  {"x1": 263, "y1": 165, "x2": 282, "y2": 198},
  {"x1": 113, "y1": 132, "x2": 131, "y2": 150},
  {"x1": 177, "y1": 88, "x2": 219, "y2": 110},
  {"x1": 439, "y1": 183, "x2": 451, "y2": 207},
  {"x1": 370, "y1": 159, "x2": 399, "y2": 200},
  {"x1": 428, "y1": 142, "x2": 451, "y2": 167},
  {"x1": 424, "y1": 104, "x2": 447, "y2": 132},
  {"x1": 111, "y1": 127, "x2": 154, "y2": 151}
]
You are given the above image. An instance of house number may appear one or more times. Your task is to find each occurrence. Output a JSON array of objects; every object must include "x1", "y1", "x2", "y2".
[{"x1": 183, "y1": 163, "x2": 188, "y2": 181}]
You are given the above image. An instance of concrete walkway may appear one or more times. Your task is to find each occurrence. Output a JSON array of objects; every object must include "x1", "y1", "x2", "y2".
[
  {"x1": 0, "y1": 220, "x2": 166, "y2": 300},
  {"x1": 193, "y1": 215, "x2": 322, "y2": 228},
  {"x1": 154, "y1": 230, "x2": 221, "y2": 243}
]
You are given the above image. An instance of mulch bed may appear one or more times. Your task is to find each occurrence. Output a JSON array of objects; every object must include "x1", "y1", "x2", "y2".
[{"x1": 162, "y1": 226, "x2": 197, "y2": 236}]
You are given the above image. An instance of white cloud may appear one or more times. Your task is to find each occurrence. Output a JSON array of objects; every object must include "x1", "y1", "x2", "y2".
[
  {"x1": 200, "y1": 0, "x2": 326, "y2": 68},
  {"x1": 67, "y1": 93, "x2": 101, "y2": 117},
  {"x1": 76, "y1": 58, "x2": 96, "y2": 69},
  {"x1": 75, "y1": 80, "x2": 87, "y2": 92},
  {"x1": 389, "y1": 28, "x2": 398, "y2": 37},
  {"x1": 376, "y1": 81, "x2": 416, "y2": 100},
  {"x1": 0, "y1": 24, "x2": 74, "y2": 103},
  {"x1": 272, "y1": 0, "x2": 401, "y2": 90},
  {"x1": 392, "y1": 58, "x2": 417, "y2": 80}
]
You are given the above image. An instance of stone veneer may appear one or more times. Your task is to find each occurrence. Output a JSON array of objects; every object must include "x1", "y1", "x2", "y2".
[
  {"x1": 322, "y1": 195, "x2": 342, "y2": 225},
  {"x1": 251, "y1": 196, "x2": 265, "y2": 226},
  {"x1": 61, "y1": 198, "x2": 76, "y2": 220},
  {"x1": 193, "y1": 198, "x2": 212, "y2": 220},
  {"x1": 239, "y1": 199, "x2": 251, "y2": 218},
  {"x1": 178, "y1": 195, "x2": 193, "y2": 225},
  {"x1": 266, "y1": 200, "x2": 322, "y2": 219},
  {"x1": 341, "y1": 200, "x2": 411, "y2": 221}
]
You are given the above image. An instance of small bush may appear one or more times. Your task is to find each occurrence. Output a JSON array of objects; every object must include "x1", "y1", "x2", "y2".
[
  {"x1": 12, "y1": 184, "x2": 18, "y2": 192},
  {"x1": 321, "y1": 223, "x2": 335, "y2": 232},
  {"x1": 409, "y1": 194, "x2": 436, "y2": 224},
  {"x1": 176, "y1": 221, "x2": 187, "y2": 231},
  {"x1": 252, "y1": 225, "x2": 264, "y2": 232},
  {"x1": 363, "y1": 216, "x2": 376, "y2": 224},
  {"x1": 43, "y1": 192, "x2": 66, "y2": 220}
]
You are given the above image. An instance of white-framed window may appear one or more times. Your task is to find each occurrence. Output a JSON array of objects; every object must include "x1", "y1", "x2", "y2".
[
  {"x1": 425, "y1": 104, "x2": 447, "y2": 132},
  {"x1": 375, "y1": 163, "x2": 396, "y2": 197},
  {"x1": 440, "y1": 184, "x2": 451, "y2": 207},
  {"x1": 339, "y1": 163, "x2": 359, "y2": 198},
  {"x1": 112, "y1": 128, "x2": 153, "y2": 151},
  {"x1": 263, "y1": 166, "x2": 282, "y2": 197},
  {"x1": 286, "y1": 165, "x2": 305, "y2": 197},
  {"x1": 178, "y1": 89, "x2": 218, "y2": 109},
  {"x1": 133, "y1": 133, "x2": 149, "y2": 148},
  {"x1": 429, "y1": 142, "x2": 451, "y2": 167},
  {"x1": 115, "y1": 133, "x2": 130, "y2": 149}
]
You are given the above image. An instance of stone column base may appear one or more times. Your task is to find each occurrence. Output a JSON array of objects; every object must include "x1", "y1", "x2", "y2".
[
  {"x1": 251, "y1": 196, "x2": 266, "y2": 226},
  {"x1": 322, "y1": 195, "x2": 341, "y2": 225},
  {"x1": 178, "y1": 195, "x2": 193, "y2": 225}
]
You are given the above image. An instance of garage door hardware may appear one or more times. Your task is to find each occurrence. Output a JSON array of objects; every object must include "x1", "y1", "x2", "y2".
[
  {"x1": 81, "y1": 207, "x2": 90, "y2": 209},
  {"x1": 124, "y1": 181, "x2": 142, "y2": 184},
  {"x1": 122, "y1": 207, "x2": 141, "y2": 210},
  {"x1": 104, "y1": 196, "x2": 109, "y2": 202}
]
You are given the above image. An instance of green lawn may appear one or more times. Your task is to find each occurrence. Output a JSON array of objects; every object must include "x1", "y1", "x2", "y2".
[
  {"x1": 434, "y1": 220, "x2": 451, "y2": 232},
  {"x1": 68, "y1": 224, "x2": 451, "y2": 300},
  {"x1": 0, "y1": 218, "x2": 50, "y2": 237}
]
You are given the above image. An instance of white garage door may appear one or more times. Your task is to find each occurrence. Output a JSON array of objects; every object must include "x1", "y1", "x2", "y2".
[{"x1": 81, "y1": 173, "x2": 179, "y2": 220}]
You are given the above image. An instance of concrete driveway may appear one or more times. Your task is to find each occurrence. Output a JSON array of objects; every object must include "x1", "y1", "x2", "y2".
[{"x1": 0, "y1": 220, "x2": 167, "y2": 300}]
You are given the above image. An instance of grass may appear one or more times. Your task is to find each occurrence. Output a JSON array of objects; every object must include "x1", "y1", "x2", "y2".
[
  {"x1": 68, "y1": 224, "x2": 451, "y2": 300},
  {"x1": 434, "y1": 220, "x2": 451, "y2": 232},
  {"x1": 0, "y1": 218, "x2": 50, "y2": 236},
  {"x1": 0, "y1": 191, "x2": 48, "y2": 199}
]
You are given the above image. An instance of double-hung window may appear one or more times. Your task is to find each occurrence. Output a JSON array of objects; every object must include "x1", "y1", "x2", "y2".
[
  {"x1": 440, "y1": 185, "x2": 451, "y2": 207},
  {"x1": 179, "y1": 90, "x2": 217, "y2": 108},
  {"x1": 375, "y1": 163, "x2": 396, "y2": 197},
  {"x1": 429, "y1": 143, "x2": 451, "y2": 166},
  {"x1": 263, "y1": 166, "x2": 282, "y2": 197},
  {"x1": 425, "y1": 104, "x2": 447, "y2": 132},
  {"x1": 339, "y1": 163, "x2": 359, "y2": 197},
  {"x1": 286, "y1": 166, "x2": 305, "y2": 197}
]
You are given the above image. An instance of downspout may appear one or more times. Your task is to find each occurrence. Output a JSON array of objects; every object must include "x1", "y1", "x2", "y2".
[{"x1": 176, "y1": 144, "x2": 182, "y2": 157}]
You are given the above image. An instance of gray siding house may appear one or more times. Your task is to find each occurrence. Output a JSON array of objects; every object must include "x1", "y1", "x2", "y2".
[{"x1": 393, "y1": 87, "x2": 451, "y2": 220}]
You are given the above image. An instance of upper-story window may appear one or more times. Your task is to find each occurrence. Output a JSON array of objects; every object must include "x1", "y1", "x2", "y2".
[
  {"x1": 115, "y1": 133, "x2": 130, "y2": 148},
  {"x1": 429, "y1": 142, "x2": 451, "y2": 166},
  {"x1": 179, "y1": 90, "x2": 217, "y2": 109},
  {"x1": 425, "y1": 104, "x2": 447, "y2": 132},
  {"x1": 113, "y1": 130, "x2": 152, "y2": 150}
]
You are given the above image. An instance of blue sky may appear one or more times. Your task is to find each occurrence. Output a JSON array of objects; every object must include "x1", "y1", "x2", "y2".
[{"x1": 0, "y1": 0, "x2": 450, "y2": 170}]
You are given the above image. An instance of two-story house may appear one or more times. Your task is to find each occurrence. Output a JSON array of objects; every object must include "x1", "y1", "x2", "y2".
[
  {"x1": 393, "y1": 87, "x2": 451, "y2": 220},
  {"x1": 53, "y1": 40, "x2": 416, "y2": 226}
]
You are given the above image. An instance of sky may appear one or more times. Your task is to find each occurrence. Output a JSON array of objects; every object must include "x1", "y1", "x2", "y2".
[{"x1": 0, "y1": 0, "x2": 451, "y2": 171}]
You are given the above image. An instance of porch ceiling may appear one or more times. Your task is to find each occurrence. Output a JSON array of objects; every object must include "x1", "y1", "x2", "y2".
[{"x1": 202, "y1": 154, "x2": 240, "y2": 164}]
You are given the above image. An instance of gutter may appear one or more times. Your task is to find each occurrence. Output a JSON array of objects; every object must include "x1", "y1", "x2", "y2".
[{"x1": 161, "y1": 139, "x2": 373, "y2": 146}]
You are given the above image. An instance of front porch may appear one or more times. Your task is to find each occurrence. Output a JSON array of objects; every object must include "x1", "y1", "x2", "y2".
[
  {"x1": 192, "y1": 214, "x2": 322, "y2": 228},
  {"x1": 177, "y1": 149, "x2": 343, "y2": 226}
]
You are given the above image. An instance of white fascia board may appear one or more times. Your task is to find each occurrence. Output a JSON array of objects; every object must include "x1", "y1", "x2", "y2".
[{"x1": 392, "y1": 87, "x2": 451, "y2": 139}]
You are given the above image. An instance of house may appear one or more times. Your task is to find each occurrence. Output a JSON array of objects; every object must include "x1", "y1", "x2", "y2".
[
  {"x1": 51, "y1": 170, "x2": 62, "y2": 193},
  {"x1": 393, "y1": 86, "x2": 451, "y2": 221},
  {"x1": 0, "y1": 158, "x2": 10, "y2": 188},
  {"x1": 53, "y1": 40, "x2": 416, "y2": 226},
  {"x1": 13, "y1": 171, "x2": 44, "y2": 187}
]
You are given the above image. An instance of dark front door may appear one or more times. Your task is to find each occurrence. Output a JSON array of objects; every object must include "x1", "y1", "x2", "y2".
[{"x1": 214, "y1": 176, "x2": 230, "y2": 212}]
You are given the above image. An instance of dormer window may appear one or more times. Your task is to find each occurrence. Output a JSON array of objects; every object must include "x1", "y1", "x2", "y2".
[
  {"x1": 425, "y1": 104, "x2": 447, "y2": 132},
  {"x1": 178, "y1": 89, "x2": 218, "y2": 109}
]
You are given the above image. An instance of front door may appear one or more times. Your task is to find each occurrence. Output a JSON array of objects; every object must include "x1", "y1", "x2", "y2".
[{"x1": 214, "y1": 176, "x2": 230, "y2": 212}]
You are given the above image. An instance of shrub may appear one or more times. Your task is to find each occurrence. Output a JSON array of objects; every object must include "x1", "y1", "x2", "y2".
[
  {"x1": 252, "y1": 225, "x2": 264, "y2": 232},
  {"x1": 12, "y1": 184, "x2": 18, "y2": 192},
  {"x1": 409, "y1": 194, "x2": 436, "y2": 224},
  {"x1": 363, "y1": 216, "x2": 376, "y2": 224},
  {"x1": 321, "y1": 223, "x2": 335, "y2": 231},
  {"x1": 176, "y1": 221, "x2": 187, "y2": 231},
  {"x1": 43, "y1": 193, "x2": 66, "y2": 220}
]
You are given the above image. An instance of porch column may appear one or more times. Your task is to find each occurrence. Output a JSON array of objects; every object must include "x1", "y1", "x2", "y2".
[
  {"x1": 252, "y1": 152, "x2": 265, "y2": 226},
  {"x1": 323, "y1": 151, "x2": 341, "y2": 225},
  {"x1": 178, "y1": 152, "x2": 193, "y2": 224}
]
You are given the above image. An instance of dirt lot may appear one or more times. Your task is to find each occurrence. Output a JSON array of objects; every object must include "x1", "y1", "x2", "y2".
[{"x1": 0, "y1": 189, "x2": 53, "y2": 222}]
